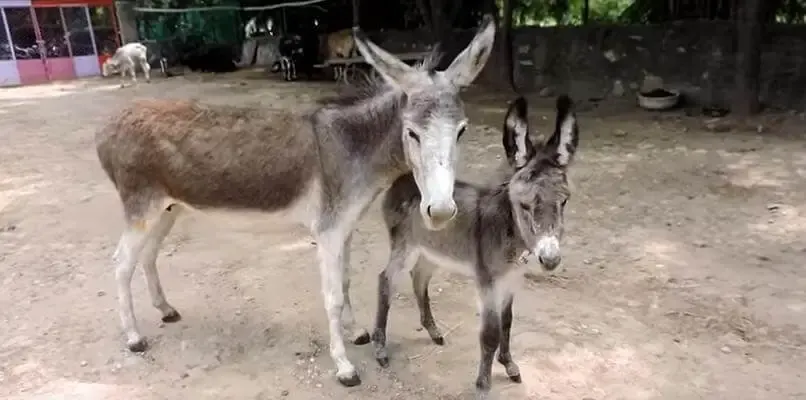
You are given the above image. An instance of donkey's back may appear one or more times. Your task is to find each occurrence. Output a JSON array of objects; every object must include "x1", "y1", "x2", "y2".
[{"x1": 96, "y1": 99, "x2": 318, "y2": 214}]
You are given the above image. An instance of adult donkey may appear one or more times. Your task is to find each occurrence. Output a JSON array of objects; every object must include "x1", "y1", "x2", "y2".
[{"x1": 95, "y1": 15, "x2": 496, "y2": 386}]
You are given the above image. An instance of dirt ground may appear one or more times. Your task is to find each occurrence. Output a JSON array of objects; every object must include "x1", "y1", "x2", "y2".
[{"x1": 1, "y1": 72, "x2": 805, "y2": 400}]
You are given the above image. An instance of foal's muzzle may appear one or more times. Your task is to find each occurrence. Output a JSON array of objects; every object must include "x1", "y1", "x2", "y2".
[{"x1": 535, "y1": 236, "x2": 561, "y2": 271}]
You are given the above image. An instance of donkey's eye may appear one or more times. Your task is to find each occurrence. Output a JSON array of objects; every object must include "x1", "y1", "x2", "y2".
[
  {"x1": 561, "y1": 199, "x2": 568, "y2": 207},
  {"x1": 408, "y1": 130, "x2": 421, "y2": 143},
  {"x1": 457, "y1": 126, "x2": 467, "y2": 140},
  {"x1": 520, "y1": 203, "x2": 529, "y2": 212}
]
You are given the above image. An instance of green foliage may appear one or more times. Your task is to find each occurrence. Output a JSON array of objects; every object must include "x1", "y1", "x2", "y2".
[
  {"x1": 499, "y1": 0, "x2": 631, "y2": 26},
  {"x1": 135, "y1": 0, "x2": 242, "y2": 46}
]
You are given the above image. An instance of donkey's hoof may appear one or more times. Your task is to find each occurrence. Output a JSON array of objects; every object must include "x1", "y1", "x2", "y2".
[
  {"x1": 127, "y1": 337, "x2": 148, "y2": 353},
  {"x1": 337, "y1": 372, "x2": 362, "y2": 387},
  {"x1": 161, "y1": 310, "x2": 182, "y2": 323},
  {"x1": 509, "y1": 374, "x2": 522, "y2": 383},
  {"x1": 353, "y1": 331, "x2": 371, "y2": 345},
  {"x1": 432, "y1": 336, "x2": 445, "y2": 345}
]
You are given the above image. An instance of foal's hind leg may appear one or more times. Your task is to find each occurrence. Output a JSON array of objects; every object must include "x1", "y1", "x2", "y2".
[
  {"x1": 113, "y1": 203, "x2": 168, "y2": 352},
  {"x1": 373, "y1": 243, "x2": 418, "y2": 367},
  {"x1": 411, "y1": 265, "x2": 444, "y2": 345},
  {"x1": 139, "y1": 205, "x2": 180, "y2": 322},
  {"x1": 496, "y1": 293, "x2": 521, "y2": 382},
  {"x1": 339, "y1": 233, "x2": 371, "y2": 345}
]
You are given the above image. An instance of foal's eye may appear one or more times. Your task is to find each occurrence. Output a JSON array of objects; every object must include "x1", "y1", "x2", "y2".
[
  {"x1": 408, "y1": 130, "x2": 421, "y2": 143},
  {"x1": 457, "y1": 126, "x2": 467, "y2": 140},
  {"x1": 520, "y1": 203, "x2": 530, "y2": 212},
  {"x1": 561, "y1": 199, "x2": 568, "y2": 207}
]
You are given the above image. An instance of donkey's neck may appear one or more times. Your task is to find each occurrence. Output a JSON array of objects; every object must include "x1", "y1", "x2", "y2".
[{"x1": 316, "y1": 86, "x2": 408, "y2": 186}]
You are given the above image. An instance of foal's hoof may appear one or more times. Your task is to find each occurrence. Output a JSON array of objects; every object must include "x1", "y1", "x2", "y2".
[
  {"x1": 432, "y1": 336, "x2": 445, "y2": 346},
  {"x1": 127, "y1": 337, "x2": 148, "y2": 353},
  {"x1": 161, "y1": 310, "x2": 182, "y2": 323},
  {"x1": 375, "y1": 355, "x2": 390, "y2": 368},
  {"x1": 509, "y1": 374, "x2": 522, "y2": 383},
  {"x1": 353, "y1": 331, "x2": 371, "y2": 345},
  {"x1": 337, "y1": 372, "x2": 362, "y2": 387}
]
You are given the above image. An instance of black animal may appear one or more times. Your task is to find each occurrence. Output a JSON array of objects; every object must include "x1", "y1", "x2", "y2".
[{"x1": 276, "y1": 31, "x2": 320, "y2": 81}]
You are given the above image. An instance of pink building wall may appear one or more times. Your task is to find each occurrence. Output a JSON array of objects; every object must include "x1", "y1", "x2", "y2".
[{"x1": 0, "y1": 0, "x2": 114, "y2": 86}]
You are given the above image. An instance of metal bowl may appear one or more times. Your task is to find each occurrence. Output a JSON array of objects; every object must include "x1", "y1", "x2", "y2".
[{"x1": 637, "y1": 89, "x2": 680, "y2": 110}]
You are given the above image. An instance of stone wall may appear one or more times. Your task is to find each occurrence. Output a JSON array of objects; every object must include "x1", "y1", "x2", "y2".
[{"x1": 374, "y1": 22, "x2": 806, "y2": 109}]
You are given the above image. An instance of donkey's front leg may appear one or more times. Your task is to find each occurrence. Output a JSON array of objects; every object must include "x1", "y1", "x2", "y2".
[
  {"x1": 315, "y1": 227, "x2": 361, "y2": 387},
  {"x1": 496, "y1": 293, "x2": 521, "y2": 383},
  {"x1": 475, "y1": 288, "x2": 502, "y2": 400}
]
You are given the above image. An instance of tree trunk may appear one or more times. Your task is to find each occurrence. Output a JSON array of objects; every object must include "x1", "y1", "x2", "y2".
[
  {"x1": 351, "y1": 0, "x2": 360, "y2": 27},
  {"x1": 582, "y1": 0, "x2": 590, "y2": 24},
  {"x1": 733, "y1": 0, "x2": 763, "y2": 115},
  {"x1": 502, "y1": 0, "x2": 515, "y2": 91}
]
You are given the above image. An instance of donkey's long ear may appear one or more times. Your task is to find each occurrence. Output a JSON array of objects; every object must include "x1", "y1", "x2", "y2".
[
  {"x1": 353, "y1": 27, "x2": 417, "y2": 90},
  {"x1": 503, "y1": 97, "x2": 535, "y2": 169},
  {"x1": 544, "y1": 95, "x2": 579, "y2": 167},
  {"x1": 442, "y1": 14, "x2": 496, "y2": 87}
]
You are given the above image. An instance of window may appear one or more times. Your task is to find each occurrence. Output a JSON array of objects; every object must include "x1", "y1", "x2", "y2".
[
  {"x1": 62, "y1": 7, "x2": 94, "y2": 56},
  {"x1": 5, "y1": 7, "x2": 39, "y2": 60},
  {"x1": 0, "y1": 9, "x2": 12, "y2": 60},
  {"x1": 35, "y1": 7, "x2": 70, "y2": 58},
  {"x1": 89, "y1": 5, "x2": 116, "y2": 56}
]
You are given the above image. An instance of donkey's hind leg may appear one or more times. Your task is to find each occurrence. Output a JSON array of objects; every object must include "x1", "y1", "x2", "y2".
[
  {"x1": 139, "y1": 204, "x2": 181, "y2": 323},
  {"x1": 411, "y1": 264, "x2": 444, "y2": 345},
  {"x1": 113, "y1": 202, "x2": 169, "y2": 352},
  {"x1": 496, "y1": 293, "x2": 521, "y2": 383}
]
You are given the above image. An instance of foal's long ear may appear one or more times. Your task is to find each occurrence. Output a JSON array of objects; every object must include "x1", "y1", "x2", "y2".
[
  {"x1": 442, "y1": 14, "x2": 496, "y2": 88},
  {"x1": 353, "y1": 27, "x2": 417, "y2": 90},
  {"x1": 503, "y1": 97, "x2": 535, "y2": 169},
  {"x1": 544, "y1": 95, "x2": 579, "y2": 167}
]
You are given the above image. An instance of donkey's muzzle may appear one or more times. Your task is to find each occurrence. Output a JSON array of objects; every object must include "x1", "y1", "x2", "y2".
[{"x1": 424, "y1": 200, "x2": 457, "y2": 230}]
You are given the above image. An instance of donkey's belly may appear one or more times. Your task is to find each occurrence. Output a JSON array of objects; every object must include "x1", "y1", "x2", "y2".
[{"x1": 172, "y1": 174, "x2": 323, "y2": 231}]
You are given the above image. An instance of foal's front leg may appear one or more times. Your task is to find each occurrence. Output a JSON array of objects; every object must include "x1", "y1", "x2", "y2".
[{"x1": 315, "y1": 226, "x2": 362, "y2": 387}]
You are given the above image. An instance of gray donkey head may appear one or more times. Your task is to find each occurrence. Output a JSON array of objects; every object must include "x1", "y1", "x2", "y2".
[
  {"x1": 353, "y1": 15, "x2": 496, "y2": 230},
  {"x1": 503, "y1": 96, "x2": 579, "y2": 271}
]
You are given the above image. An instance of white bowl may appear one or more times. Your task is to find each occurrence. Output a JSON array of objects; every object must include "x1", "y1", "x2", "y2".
[{"x1": 637, "y1": 89, "x2": 680, "y2": 110}]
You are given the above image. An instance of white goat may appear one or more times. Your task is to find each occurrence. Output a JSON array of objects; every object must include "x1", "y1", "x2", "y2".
[{"x1": 102, "y1": 42, "x2": 151, "y2": 88}]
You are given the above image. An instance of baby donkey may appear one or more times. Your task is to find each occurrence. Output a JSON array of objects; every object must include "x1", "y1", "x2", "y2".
[{"x1": 373, "y1": 95, "x2": 580, "y2": 398}]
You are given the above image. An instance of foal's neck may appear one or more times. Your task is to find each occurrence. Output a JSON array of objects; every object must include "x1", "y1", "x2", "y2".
[{"x1": 479, "y1": 181, "x2": 531, "y2": 254}]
